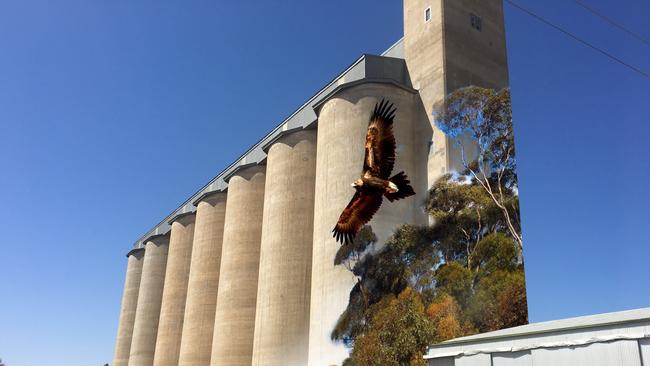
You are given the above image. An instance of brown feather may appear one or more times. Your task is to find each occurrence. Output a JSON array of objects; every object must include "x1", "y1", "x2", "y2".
[
  {"x1": 384, "y1": 171, "x2": 416, "y2": 202},
  {"x1": 362, "y1": 99, "x2": 397, "y2": 179},
  {"x1": 332, "y1": 191, "x2": 383, "y2": 245}
]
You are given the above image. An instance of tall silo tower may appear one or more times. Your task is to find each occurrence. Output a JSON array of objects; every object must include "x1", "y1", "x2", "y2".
[{"x1": 306, "y1": 1, "x2": 510, "y2": 365}]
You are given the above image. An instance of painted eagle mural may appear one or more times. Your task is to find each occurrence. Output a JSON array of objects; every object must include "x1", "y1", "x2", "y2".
[{"x1": 332, "y1": 99, "x2": 416, "y2": 245}]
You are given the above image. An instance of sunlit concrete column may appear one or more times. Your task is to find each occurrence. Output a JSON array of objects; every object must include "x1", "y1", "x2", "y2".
[
  {"x1": 307, "y1": 83, "x2": 428, "y2": 366},
  {"x1": 252, "y1": 129, "x2": 317, "y2": 366},
  {"x1": 178, "y1": 191, "x2": 227, "y2": 366},
  {"x1": 210, "y1": 165, "x2": 266, "y2": 366},
  {"x1": 129, "y1": 234, "x2": 170, "y2": 366},
  {"x1": 403, "y1": 0, "x2": 509, "y2": 186},
  {"x1": 153, "y1": 213, "x2": 196, "y2": 366},
  {"x1": 112, "y1": 247, "x2": 145, "y2": 366}
]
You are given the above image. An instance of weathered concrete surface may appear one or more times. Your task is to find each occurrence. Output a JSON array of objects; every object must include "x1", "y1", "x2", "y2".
[
  {"x1": 252, "y1": 130, "x2": 317, "y2": 366},
  {"x1": 404, "y1": 0, "x2": 450, "y2": 187},
  {"x1": 210, "y1": 165, "x2": 266, "y2": 366},
  {"x1": 307, "y1": 83, "x2": 429, "y2": 366},
  {"x1": 178, "y1": 192, "x2": 227, "y2": 366},
  {"x1": 129, "y1": 235, "x2": 170, "y2": 366},
  {"x1": 152, "y1": 214, "x2": 195, "y2": 366},
  {"x1": 442, "y1": 0, "x2": 509, "y2": 91},
  {"x1": 112, "y1": 249, "x2": 145, "y2": 366},
  {"x1": 404, "y1": 0, "x2": 509, "y2": 186}
]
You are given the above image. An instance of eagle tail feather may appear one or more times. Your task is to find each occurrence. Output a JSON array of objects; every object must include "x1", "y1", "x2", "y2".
[{"x1": 385, "y1": 171, "x2": 415, "y2": 202}]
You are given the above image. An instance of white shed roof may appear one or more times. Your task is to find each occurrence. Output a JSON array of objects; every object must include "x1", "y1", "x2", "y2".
[{"x1": 425, "y1": 307, "x2": 650, "y2": 361}]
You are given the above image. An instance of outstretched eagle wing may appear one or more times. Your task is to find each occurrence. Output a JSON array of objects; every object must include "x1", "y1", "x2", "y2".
[
  {"x1": 363, "y1": 99, "x2": 397, "y2": 179},
  {"x1": 333, "y1": 191, "x2": 383, "y2": 245}
]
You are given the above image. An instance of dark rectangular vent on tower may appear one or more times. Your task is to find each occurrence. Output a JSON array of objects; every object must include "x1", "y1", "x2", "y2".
[
  {"x1": 470, "y1": 13, "x2": 482, "y2": 31},
  {"x1": 425, "y1": 7, "x2": 432, "y2": 22}
]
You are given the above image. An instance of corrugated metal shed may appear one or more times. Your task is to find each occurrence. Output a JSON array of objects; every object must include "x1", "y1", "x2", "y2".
[{"x1": 425, "y1": 307, "x2": 650, "y2": 366}]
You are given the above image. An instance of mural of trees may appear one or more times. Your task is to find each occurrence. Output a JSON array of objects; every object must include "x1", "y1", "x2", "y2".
[{"x1": 333, "y1": 87, "x2": 527, "y2": 365}]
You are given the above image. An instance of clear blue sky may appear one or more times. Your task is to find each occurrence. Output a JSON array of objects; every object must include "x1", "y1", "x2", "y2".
[{"x1": 0, "y1": 0, "x2": 648, "y2": 365}]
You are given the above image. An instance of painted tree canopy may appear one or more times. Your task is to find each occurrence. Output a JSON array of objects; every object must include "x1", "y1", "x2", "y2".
[{"x1": 333, "y1": 87, "x2": 527, "y2": 365}]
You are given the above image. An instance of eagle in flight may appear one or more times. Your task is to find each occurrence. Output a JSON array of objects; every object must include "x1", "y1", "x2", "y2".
[{"x1": 332, "y1": 99, "x2": 415, "y2": 245}]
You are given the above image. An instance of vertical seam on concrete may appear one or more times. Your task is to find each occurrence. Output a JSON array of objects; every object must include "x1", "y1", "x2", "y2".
[{"x1": 440, "y1": 0, "x2": 451, "y2": 172}]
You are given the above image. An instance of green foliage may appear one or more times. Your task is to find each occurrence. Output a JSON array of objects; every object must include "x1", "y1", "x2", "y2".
[
  {"x1": 435, "y1": 87, "x2": 523, "y2": 253},
  {"x1": 332, "y1": 225, "x2": 437, "y2": 345},
  {"x1": 426, "y1": 174, "x2": 514, "y2": 268},
  {"x1": 334, "y1": 226, "x2": 377, "y2": 267},
  {"x1": 467, "y1": 270, "x2": 528, "y2": 332},
  {"x1": 349, "y1": 288, "x2": 434, "y2": 366},
  {"x1": 434, "y1": 87, "x2": 517, "y2": 189},
  {"x1": 470, "y1": 233, "x2": 518, "y2": 277},
  {"x1": 434, "y1": 262, "x2": 473, "y2": 308},
  {"x1": 426, "y1": 294, "x2": 473, "y2": 343},
  {"x1": 334, "y1": 87, "x2": 527, "y2": 365}
]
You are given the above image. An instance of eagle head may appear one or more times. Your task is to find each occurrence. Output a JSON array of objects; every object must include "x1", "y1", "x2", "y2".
[{"x1": 351, "y1": 178, "x2": 364, "y2": 188}]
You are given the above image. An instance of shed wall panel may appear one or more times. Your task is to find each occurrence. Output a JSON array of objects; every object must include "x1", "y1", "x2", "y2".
[
  {"x1": 455, "y1": 353, "x2": 490, "y2": 366},
  {"x1": 491, "y1": 351, "x2": 532, "y2": 366},
  {"x1": 531, "y1": 340, "x2": 641, "y2": 366},
  {"x1": 428, "y1": 357, "x2": 454, "y2": 366}
]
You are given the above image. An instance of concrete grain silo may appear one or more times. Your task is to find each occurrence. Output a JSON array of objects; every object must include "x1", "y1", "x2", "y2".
[
  {"x1": 307, "y1": 83, "x2": 430, "y2": 366},
  {"x1": 112, "y1": 248, "x2": 145, "y2": 366},
  {"x1": 210, "y1": 165, "x2": 266, "y2": 366},
  {"x1": 129, "y1": 234, "x2": 170, "y2": 366},
  {"x1": 252, "y1": 129, "x2": 317, "y2": 366},
  {"x1": 152, "y1": 213, "x2": 196, "y2": 366},
  {"x1": 178, "y1": 191, "x2": 227, "y2": 366}
]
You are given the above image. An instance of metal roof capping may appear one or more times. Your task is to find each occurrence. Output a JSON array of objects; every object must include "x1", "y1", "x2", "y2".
[
  {"x1": 133, "y1": 39, "x2": 408, "y2": 250},
  {"x1": 424, "y1": 307, "x2": 650, "y2": 359}
]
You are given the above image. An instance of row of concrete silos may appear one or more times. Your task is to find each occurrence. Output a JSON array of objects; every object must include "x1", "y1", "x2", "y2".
[
  {"x1": 112, "y1": 0, "x2": 512, "y2": 361},
  {"x1": 111, "y1": 81, "x2": 431, "y2": 366}
]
